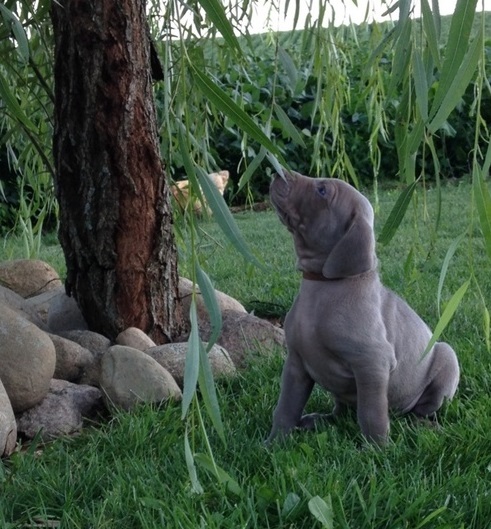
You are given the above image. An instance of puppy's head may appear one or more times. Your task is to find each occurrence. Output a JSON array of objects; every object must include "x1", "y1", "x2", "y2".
[{"x1": 270, "y1": 170, "x2": 376, "y2": 278}]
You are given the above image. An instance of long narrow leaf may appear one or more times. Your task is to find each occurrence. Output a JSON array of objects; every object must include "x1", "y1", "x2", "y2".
[
  {"x1": 378, "y1": 179, "x2": 419, "y2": 245},
  {"x1": 0, "y1": 4, "x2": 29, "y2": 62},
  {"x1": 473, "y1": 167, "x2": 491, "y2": 261},
  {"x1": 437, "y1": 234, "x2": 465, "y2": 316},
  {"x1": 421, "y1": 0, "x2": 441, "y2": 68},
  {"x1": 428, "y1": 30, "x2": 483, "y2": 133},
  {"x1": 388, "y1": 16, "x2": 412, "y2": 94},
  {"x1": 237, "y1": 146, "x2": 267, "y2": 192},
  {"x1": 482, "y1": 130, "x2": 491, "y2": 178},
  {"x1": 278, "y1": 46, "x2": 298, "y2": 87},
  {"x1": 484, "y1": 305, "x2": 490, "y2": 353},
  {"x1": 197, "y1": 167, "x2": 263, "y2": 267},
  {"x1": 189, "y1": 64, "x2": 287, "y2": 166},
  {"x1": 198, "y1": 339, "x2": 226, "y2": 444},
  {"x1": 412, "y1": 50, "x2": 428, "y2": 121},
  {"x1": 422, "y1": 280, "x2": 470, "y2": 358},
  {"x1": 196, "y1": 264, "x2": 222, "y2": 350},
  {"x1": 177, "y1": 126, "x2": 206, "y2": 207},
  {"x1": 181, "y1": 299, "x2": 200, "y2": 419},
  {"x1": 196, "y1": 0, "x2": 241, "y2": 55},
  {"x1": 184, "y1": 429, "x2": 204, "y2": 494},
  {"x1": 0, "y1": 71, "x2": 36, "y2": 132},
  {"x1": 194, "y1": 453, "x2": 242, "y2": 495},
  {"x1": 274, "y1": 103, "x2": 306, "y2": 148},
  {"x1": 429, "y1": 0, "x2": 478, "y2": 119}
]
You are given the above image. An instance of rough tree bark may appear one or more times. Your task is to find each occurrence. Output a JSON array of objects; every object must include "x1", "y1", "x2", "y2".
[{"x1": 51, "y1": 0, "x2": 184, "y2": 343}]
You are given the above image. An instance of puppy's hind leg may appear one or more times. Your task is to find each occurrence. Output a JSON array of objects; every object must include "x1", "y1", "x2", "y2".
[{"x1": 411, "y1": 342, "x2": 460, "y2": 418}]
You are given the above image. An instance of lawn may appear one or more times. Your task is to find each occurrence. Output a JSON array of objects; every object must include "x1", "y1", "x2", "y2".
[{"x1": 1, "y1": 181, "x2": 491, "y2": 528}]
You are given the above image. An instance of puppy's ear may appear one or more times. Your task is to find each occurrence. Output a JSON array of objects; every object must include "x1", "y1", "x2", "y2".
[{"x1": 322, "y1": 215, "x2": 376, "y2": 278}]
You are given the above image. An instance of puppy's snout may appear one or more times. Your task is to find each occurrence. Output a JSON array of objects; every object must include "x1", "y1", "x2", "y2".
[{"x1": 270, "y1": 174, "x2": 290, "y2": 198}]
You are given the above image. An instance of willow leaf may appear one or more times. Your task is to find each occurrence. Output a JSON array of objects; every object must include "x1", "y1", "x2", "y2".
[
  {"x1": 196, "y1": 264, "x2": 222, "y2": 351},
  {"x1": 428, "y1": 30, "x2": 483, "y2": 134},
  {"x1": 194, "y1": 453, "x2": 242, "y2": 496},
  {"x1": 278, "y1": 46, "x2": 297, "y2": 88},
  {"x1": 0, "y1": 71, "x2": 36, "y2": 132},
  {"x1": 274, "y1": 103, "x2": 306, "y2": 148},
  {"x1": 197, "y1": 167, "x2": 263, "y2": 267},
  {"x1": 181, "y1": 299, "x2": 200, "y2": 419},
  {"x1": 422, "y1": 280, "x2": 470, "y2": 358},
  {"x1": 238, "y1": 146, "x2": 267, "y2": 191},
  {"x1": 378, "y1": 179, "x2": 419, "y2": 245},
  {"x1": 421, "y1": 0, "x2": 440, "y2": 68},
  {"x1": 473, "y1": 167, "x2": 491, "y2": 261},
  {"x1": 412, "y1": 50, "x2": 428, "y2": 121},
  {"x1": 437, "y1": 234, "x2": 465, "y2": 316},
  {"x1": 196, "y1": 0, "x2": 241, "y2": 55},
  {"x1": 388, "y1": 17, "x2": 412, "y2": 94},
  {"x1": 197, "y1": 339, "x2": 225, "y2": 444},
  {"x1": 190, "y1": 64, "x2": 287, "y2": 166},
  {"x1": 184, "y1": 430, "x2": 204, "y2": 494},
  {"x1": 177, "y1": 126, "x2": 206, "y2": 208},
  {"x1": 429, "y1": 0, "x2": 478, "y2": 119},
  {"x1": 0, "y1": 4, "x2": 29, "y2": 62}
]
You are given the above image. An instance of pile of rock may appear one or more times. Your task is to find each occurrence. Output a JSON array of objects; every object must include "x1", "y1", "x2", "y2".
[{"x1": 0, "y1": 260, "x2": 285, "y2": 457}]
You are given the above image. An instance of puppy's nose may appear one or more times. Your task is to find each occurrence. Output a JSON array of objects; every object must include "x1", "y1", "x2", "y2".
[{"x1": 277, "y1": 169, "x2": 298, "y2": 183}]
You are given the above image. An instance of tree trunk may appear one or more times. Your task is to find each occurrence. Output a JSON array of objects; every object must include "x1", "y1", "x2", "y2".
[{"x1": 51, "y1": 0, "x2": 184, "y2": 343}]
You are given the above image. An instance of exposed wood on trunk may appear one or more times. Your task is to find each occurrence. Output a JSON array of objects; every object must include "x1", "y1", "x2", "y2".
[{"x1": 51, "y1": 0, "x2": 184, "y2": 343}]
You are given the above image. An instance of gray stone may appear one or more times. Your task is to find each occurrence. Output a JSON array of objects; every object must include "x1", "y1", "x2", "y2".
[
  {"x1": 58, "y1": 330, "x2": 112, "y2": 387},
  {"x1": 145, "y1": 342, "x2": 236, "y2": 388},
  {"x1": 16, "y1": 379, "x2": 104, "y2": 441},
  {"x1": 115, "y1": 327, "x2": 156, "y2": 351},
  {"x1": 200, "y1": 309, "x2": 285, "y2": 367},
  {"x1": 100, "y1": 345, "x2": 181, "y2": 410},
  {"x1": 25, "y1": 286, "x2": 65, "y2": 324},
  {"x1": 49, "y1": 334, "x2": 94, "y2": 382},
  {"x1": 0, "y1": 285, "x2": 49, "y2": 330},
  {"x1": 0, "y1": 259, "x2": 62, "y2": 298},
  {"x1": 0, "y1": 378, "x2": 16, "y2": 457},
  {"x1": 48, "y1": 291, "x2": 88, "y2": 332},
  {"x1": 0, "y1": 305, "x2": 56, "y2": 412},
  {"x1": 178, "y1": 277, "x2": 247, "y2": 329}
]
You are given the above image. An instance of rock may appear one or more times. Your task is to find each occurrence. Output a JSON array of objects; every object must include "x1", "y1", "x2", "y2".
[
  {"x1": 16, "y1": 379, "x2": 104, "y2": 441},
  {"x1": 0, "y1": 259, "x2": 62, "y2": 298},
  {"x1": 0, "y1": 305, "x2": 56, "y2": 413},
  {"x1": 200, "y1": 309, "x2": 285, "y2": 367},
  {"x1": 0, "y1": 378, "x2": 16, "y2": 457},
  {"x1": 25, "y1": 286, "x2": 65, "y2": 324},
  {"x1": 49, "y1": 334, "x2": 94, "y2": 382},
  {"x1": 48, "y1": 292, "x2": 88, "y2": 332},
  {"x1": 0, "y1": 285, "x2": 50, "y2": 330},
  {"x1": 145, "y1": 342, "x2": 236, "y2": 388},
  {"x1": 100, "y1": 345, "x2": 182, "y2": 410},
  {"x1": 58, "y1": 330, "x2": 112, "y2": 387},
  {"x1": 116, "y1": 327, "x2": 156, "y2": 351},
  {"x1": 178, "y1": 277, "x2": 247, "y2": 328}
]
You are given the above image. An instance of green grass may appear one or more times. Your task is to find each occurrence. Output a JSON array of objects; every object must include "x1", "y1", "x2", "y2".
[{"x1": 1, "y1": 181, "x2": 491, "y2": 528}]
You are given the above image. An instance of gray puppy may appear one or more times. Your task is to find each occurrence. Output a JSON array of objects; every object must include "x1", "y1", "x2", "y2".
[{"x1": 268, "y1": 170, "x2": 459, "y2": 445}]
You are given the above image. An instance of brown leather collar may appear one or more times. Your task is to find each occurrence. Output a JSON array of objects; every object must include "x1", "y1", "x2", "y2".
[{"x1": 302, "y1": 271, "x2": 330, "y2": 281}]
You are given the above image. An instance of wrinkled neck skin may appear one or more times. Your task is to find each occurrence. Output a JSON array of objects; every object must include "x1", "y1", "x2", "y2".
[{"x1": 270, "y1": 172, "x2": 329, "y2": 274}]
